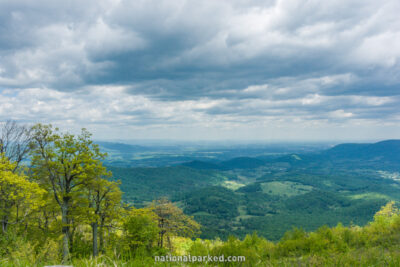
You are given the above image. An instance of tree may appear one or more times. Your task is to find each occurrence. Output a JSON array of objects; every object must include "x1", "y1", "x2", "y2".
[
  {"x1": 152, "y1": 198, "x2": 200, "y2": 248},
  {"x1": 0, "y1": 120, "x2": 33, "y2": 171},
  {"x1": 122, "y1": 207, "x2": 159, "y2": 254},
  {"x1": 86, "y1": 177, "x2": 122, "y2": 257},
  {"x1": 0, "y1": 153, "x2": 45, "y2": 233},
  {"x1": 30, "y1": 124, "x2": 108, "y2": 263}
]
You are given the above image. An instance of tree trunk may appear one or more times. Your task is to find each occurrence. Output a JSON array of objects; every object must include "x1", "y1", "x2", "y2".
[
  {"x1": 61, "y1": 198, "x2": 70, "y2": 264},
  {"x1": 159, "y1": 230, "x2": 165, "y2": 248},
  {"x1": 1, "y1": 215, "x2": 8, "y2": 234},
  {"x1": 69, "y1": 222, "x2": 75, "y2": 254},
  {"x1": 99, "y1": 218, "x2": 105, "y2": 254},
  {"x1": 92, "y1": 222, "x2": 99, "y2": 257},
  {"x1": 158, "y1": 217, "x2": 165, "y2": 248},
  {"x1": 1, "y1": 203, "x2": 10, "y2": 234}
]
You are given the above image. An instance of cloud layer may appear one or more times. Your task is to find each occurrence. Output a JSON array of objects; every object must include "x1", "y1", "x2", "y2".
[{"x1": 1, "y1": 0, "x2": 399, "y2": 140}]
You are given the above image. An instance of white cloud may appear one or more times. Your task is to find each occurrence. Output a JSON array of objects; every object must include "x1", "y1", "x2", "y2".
[
  {"x1": 329, "y1": 109, "x2": 354, "y2": 118},
  {"x1": 353, "y1": 31, "x2": 400, "y2": 67}
]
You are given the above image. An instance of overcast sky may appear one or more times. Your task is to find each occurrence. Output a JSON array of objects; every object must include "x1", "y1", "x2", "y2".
[{"x1": 0, "y1": 0, "x2": 399, "y2": 141}]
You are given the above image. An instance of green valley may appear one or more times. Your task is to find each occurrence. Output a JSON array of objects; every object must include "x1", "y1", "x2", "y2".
[{"x1": 105, "y1": 140, "x2": 400, "y2": 242}]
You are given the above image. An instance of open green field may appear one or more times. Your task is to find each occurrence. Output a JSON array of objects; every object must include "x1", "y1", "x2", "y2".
[{"x1": 260, "y1": 181, "x2": 313, "y2": 197}]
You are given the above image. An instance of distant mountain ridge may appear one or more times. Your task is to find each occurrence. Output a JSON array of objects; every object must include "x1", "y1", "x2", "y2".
[
  {"x1": 182, "y1": 160, "x2": 221, "y2": 170},
  {"x1": 182, "y1": 157, "x2": 266, "y2": 170},
  {"x1": 323, "y1": 139, "x2": 400, "y2": 161},
  {"x1": 181, "y1": 140, "x2": 400, "y2": 170},
  {"x1": 96, "y1": 141, "x2": 151, "y2": 153}
]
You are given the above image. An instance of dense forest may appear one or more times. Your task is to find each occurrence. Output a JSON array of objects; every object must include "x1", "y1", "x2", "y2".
[
  {"x1": 107, "y1": 139, "x2": 400, "y2": 241},
  {"x1": 1, "y1": 121, "x2": 400, "y2": 266}
]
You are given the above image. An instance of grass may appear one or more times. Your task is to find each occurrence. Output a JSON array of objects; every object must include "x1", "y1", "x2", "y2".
[
  {"x1": 261, "y1": 181, "x2": 312, "y2": 197},
  {"x1": 349, "y1": 192, "x2": 391, "y2": 200},
  {"x1": 221, "y1": 180, "x2": 245, "y2": 190},
  {"x1": 235, "y1": 205, "x2": 258, "y2": 221}
]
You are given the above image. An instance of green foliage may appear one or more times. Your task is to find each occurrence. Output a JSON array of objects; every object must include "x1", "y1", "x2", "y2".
[
  {"x1": 0, "y1": 232, "x2": 60, "y2": 266},
  {"x1": 260, "y1": 181, "x2": 313, "y2": 197},
  {"x1": 0, "y1": 153, "x2": 46, "y2": 233},
  {"x1": 122, "y1": 207, "x2": 159, "y2": 253},
  {"x1": 182, "y1": 186, "x2": 239, "y2": 218},
  {"x1": 285, "y1": 190, "x2": 350, "y2": 212},
  {"x1": 153, "y1": 198, "x2": 201, "y2": 249},
  {"x1": 178, "y1": 186, "x2": 239, "y2": 239},
  {"x1": 236, "y1": 182, "x2": 262, "y2": 193},
  {"x1": 185, "y1": 202, "x2": 400, "y2": 266},
  {"x1": 2, "y1": 189, "x2": 400, "y2": 266},
  {"x1": 29, "y1": 124, "x2": 110, "y2": 262},
  {"x1": 108, "y1": 166, "x2": 226, "y2": 204},
  {"x1": 107, "y1": 146, "x2": 400, "y2": 242}
]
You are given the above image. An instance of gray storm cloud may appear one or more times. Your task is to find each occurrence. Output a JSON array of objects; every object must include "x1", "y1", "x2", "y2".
[{"x1": 0, "y1": 0, "x2": 399, "y2": 140}]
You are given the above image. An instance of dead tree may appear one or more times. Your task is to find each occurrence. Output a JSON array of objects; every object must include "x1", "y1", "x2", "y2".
[{"x1": 0, "y1": 120, "x2": 33, "y2": 171}]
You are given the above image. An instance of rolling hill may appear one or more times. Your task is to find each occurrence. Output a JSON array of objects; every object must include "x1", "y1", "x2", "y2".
[
  {"x1": 323, "y1": 139, "x2": 400, "y2": 161},
  {"x1": 106, "y1": 139, "x2": 400, "y2": 240}
]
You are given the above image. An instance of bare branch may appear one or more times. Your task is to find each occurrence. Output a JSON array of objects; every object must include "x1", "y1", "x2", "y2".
[{"x1": 0, "y1": 120, "x2": 33, "y2": 171}]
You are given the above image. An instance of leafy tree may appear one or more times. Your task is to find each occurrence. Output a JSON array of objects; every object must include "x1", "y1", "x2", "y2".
[
  {"x1": 86, "y1": 177, "x2": 122, "y2": 256},
  {"x1": 98, "y1": 183, "x2": 123, "y2": 254},
  {"x1": 0, "y1": 153, "x2": 45, "y2": 233},
  {"x1": 30, "y1": 124, "x2": 108, "y2": 263},
  {"x1": 34, "y1": 191, "x2": 60, "y2": 237},
  {"x1": 122, "y1": 207, "x2": 159, "y2": 253},
  {"x1": 152, "y1": 198, "x2": 200, "y2": 248}
]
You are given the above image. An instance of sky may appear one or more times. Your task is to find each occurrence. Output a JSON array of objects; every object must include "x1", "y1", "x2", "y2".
[{"x1": 0, "y1": 0, "x2": 399, "y2": 141}]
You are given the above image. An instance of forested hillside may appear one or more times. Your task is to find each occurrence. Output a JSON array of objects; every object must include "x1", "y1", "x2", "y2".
[
  {"x1": 106, "y1": 140, "x2": 400, "y2": 241},
  {"x1": 108, "y1": 166, "x2": 229, "y2": 203}
]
